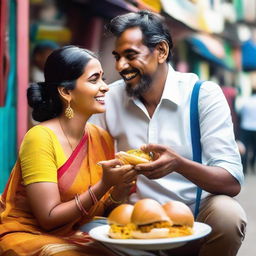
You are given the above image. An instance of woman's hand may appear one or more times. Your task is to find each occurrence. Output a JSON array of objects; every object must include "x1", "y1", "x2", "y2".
[
  {"x1": 110, "y1": 182, "x2": 135, "y2": 203},
  {"x1": 100, "y1": 159, "x2": 137, "y2": 187}
]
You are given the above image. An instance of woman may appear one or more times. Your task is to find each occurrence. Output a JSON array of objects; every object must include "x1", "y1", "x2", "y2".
[{"x1": 0, "y1": 46, "x2": 137, "y2": 255}]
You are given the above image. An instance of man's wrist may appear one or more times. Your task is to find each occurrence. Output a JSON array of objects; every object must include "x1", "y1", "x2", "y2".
[{"x1": 175, "y1": 156, "x2": 189, "y2": 174}]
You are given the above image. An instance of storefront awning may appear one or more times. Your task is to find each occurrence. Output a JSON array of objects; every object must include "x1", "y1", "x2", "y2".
[
  {"x1": 161, "y1": 0, "x2": 224, "y2": 34},
  {"x1": 187, "y1": 34, "x2": 235, "y2": 70}
]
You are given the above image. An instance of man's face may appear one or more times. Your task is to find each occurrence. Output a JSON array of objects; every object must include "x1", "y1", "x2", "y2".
[{"x1": 112, "y1": 27, "x2": 159, "y2": 97}]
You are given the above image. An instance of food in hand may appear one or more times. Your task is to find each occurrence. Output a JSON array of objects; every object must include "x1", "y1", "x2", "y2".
[
  {"x1": 107, "y1": 204, "x2": 135, "y2": 239},
  {"x1": 162, "y1": 201, "x2": 194, "y2": 237},
  {"x1": 115, "y1": 149, "x2": 152, "y2": 165},
  {"x1": 131, "y1": 198, "x2": 173, "y2": 239}
]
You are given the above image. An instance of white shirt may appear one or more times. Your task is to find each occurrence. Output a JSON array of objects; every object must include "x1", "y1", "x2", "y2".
[
  {"x1": 90, "y1": 65, "x2": 243, "y2": 210},
  {"x1": 240, "y1": 94, "x2": 256, "y2": 131}
]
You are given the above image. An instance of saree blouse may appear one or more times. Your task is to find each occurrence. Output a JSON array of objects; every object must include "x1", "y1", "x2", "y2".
[
  {"x1": 0, "y1": 122, "x2": 114, "y2": 237},
  {"x1": 20, "y1": 125, "x2": 66, "y2": 185}
]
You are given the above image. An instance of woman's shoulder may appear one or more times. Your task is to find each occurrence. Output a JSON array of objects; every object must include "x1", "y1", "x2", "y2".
[
  {"x1": 24, "y1": 125, "x2": 55, "y2": 139},
  {"x1": 20, "y1": 125, "x2": 57, "y2": 152}
]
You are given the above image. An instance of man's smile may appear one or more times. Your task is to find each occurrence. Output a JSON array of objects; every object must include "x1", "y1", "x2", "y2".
[{"x1": 120, "y1": 70, "x2": 139, "y2": 81}]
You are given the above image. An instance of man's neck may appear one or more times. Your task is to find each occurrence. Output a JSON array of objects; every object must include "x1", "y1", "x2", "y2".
[{"x1": 140, "y1": 63, "x2": 169, "y2": 117}]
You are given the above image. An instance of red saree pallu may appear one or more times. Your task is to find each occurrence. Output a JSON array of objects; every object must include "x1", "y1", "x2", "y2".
[{"x1": 0, "y1": 123, "x2": 115, "y2": 256}]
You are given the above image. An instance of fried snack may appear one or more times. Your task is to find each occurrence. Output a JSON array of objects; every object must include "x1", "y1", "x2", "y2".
[{"x1": 116, "y1": 149, "x2": 152, "y2": 165}]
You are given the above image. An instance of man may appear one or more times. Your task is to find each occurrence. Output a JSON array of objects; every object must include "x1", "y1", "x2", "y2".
[{"x1": 91, "y1": 10, "x2": 246, "y2": 256}]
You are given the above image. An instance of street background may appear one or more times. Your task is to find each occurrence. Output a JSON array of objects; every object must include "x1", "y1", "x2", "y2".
[
  {"x1": 0, "y1": 0, "x2": 255, "y2": 255},
  {"x1": 236, "y1": 170, "x2": 256, "y2": 256}
]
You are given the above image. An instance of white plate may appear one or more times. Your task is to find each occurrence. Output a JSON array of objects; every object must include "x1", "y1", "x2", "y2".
[{"x1": 89, "y1": 222, "x2": 211, "y2": 250}]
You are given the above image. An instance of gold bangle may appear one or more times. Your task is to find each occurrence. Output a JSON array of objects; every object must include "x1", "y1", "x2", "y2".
[
  {"x1": 109, "y1": 193, "x2": 124, "y2": 204},
  {"x1": 75, "y1": 194, "x2": 89, "y2": 216},
  {"x1": 88, "y1": 185, "x2": 98, "y2": 205}
]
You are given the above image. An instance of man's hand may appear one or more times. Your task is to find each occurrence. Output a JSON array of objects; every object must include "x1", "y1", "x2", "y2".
[
  {"x1": 134, "y1": 144, "x2": 184, "y2": 179},
  {"x1": 134, "y1": 144, "x2": 240, "y2": 196}
]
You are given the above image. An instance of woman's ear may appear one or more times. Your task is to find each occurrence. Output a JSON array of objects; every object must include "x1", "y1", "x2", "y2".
[
  {"x1": 156, "y1": 41, "x2": 169, "y2": 64},
  {"x1": 57, "y1": 87, "x2": 71, "y2": 102}
]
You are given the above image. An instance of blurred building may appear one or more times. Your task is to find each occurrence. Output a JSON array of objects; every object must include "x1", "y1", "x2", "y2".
[{"x1": 0, "y1": 0, "x2": 256, "y2": 191}]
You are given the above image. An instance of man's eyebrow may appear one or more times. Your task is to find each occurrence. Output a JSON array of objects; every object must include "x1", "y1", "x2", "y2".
[
  {"x1": 112, "y1": 49, "x2": 138, "y2": 56},
  {"x1": 123, "y1": 49, "x2": 137, "y2": 54}
]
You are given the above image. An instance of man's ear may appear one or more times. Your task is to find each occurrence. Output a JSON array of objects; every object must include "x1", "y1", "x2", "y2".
[
  {"x1": 57, "y1": 87, "x2": 72, "y2": 102},
  {"x1": 156, "y1": 41, "x2": 169, "y2": 64}
]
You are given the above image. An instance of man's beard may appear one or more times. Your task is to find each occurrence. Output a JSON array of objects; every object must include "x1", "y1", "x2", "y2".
[{"x1": 125, "y1": 74, "x2": 152, "y2": 98}]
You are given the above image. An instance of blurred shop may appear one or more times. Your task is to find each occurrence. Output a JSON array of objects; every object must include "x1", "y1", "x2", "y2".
[{"x1": 0, "y1": 0, "x2": 256, "y2": 192}]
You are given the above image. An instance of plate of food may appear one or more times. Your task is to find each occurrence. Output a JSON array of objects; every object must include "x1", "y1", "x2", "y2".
[{"x1": 89, "y1": 199, "x2": 212, "y2": 250}]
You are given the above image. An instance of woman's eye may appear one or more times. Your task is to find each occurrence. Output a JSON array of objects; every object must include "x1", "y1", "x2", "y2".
[
  {"x1": 102, "y1": 77, "x2": 106, "y2": 81},
  {"x1": 89, "y1": 79, "x2": 97, "y2": 83}
]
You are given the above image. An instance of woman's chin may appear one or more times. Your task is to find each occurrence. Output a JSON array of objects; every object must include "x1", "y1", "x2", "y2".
[{"x1": 95, "y1": 106, "x2": 106, "y2": 114}]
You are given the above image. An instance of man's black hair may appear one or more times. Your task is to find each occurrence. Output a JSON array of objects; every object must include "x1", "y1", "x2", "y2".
[{"x1": 106, "y1": 10, "x2": 173, "y2": 62}]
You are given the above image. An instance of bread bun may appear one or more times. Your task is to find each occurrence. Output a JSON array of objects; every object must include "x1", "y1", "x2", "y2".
[
  {"x1": 108, "y1": 204, "x2": 134, "y2": 225},
  {"x1": 116, "y1": 149, "x2": 152, "y2": 165},
  {"x1": 162, "y1": 201, "x2": 194, "y2": 237},
  {"x1": 131, "y1": 199, "x2": 172, "y2": 239},
  {"x1": 162, "y1": 201, "x2": 194, "y2": 227},
  {"x1": 107, "y1": 199, "x2": 194, "y2": 239},
  {"x1": 132, "y1": 199, "x2": 170, "y2": 225},
  {"x1": 108, "y1": 204, "x2": 135, "y2": 239}
]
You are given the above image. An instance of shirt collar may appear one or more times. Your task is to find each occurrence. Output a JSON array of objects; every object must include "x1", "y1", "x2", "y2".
[
  {"x1": 161, "y1": 64, "x2": 181, "y2": 106},
  {"x1": 124, "y1": 64, "x2": 181, "y2": 106}
]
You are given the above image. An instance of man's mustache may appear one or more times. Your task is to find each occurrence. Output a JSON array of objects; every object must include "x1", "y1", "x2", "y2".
[{"x1": 119, "y1": 68, "x2": 139, "y2": 77}]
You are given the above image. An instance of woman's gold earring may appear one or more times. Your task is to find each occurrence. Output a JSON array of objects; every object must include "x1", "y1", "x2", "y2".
[{"x1": 65, "y1": 101, "x2": 74, "y2": 119}]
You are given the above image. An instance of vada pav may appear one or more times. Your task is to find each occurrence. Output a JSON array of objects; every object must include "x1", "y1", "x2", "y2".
[
  {"x1": 115, "y1": 149, "x2": 152, "y2": 165},
  {"x1": 131, "y1": 199, "x2": 172, "y2": 239},
  {"x1": 107, "y1": 204, "x2": 135, "y2": 239},
  {"x1": 162, "y1": 201, "x2": 194, "y2": 237}
]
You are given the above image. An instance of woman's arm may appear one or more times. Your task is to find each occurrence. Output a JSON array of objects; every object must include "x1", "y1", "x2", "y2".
[{"x1": 26, "y1": 160, "x2": 137, "y2": 231}]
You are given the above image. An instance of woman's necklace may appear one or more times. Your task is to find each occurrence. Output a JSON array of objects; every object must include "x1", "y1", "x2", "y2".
[{"x1": 59, "y1": 119, "x2": 75, "y2": 152}]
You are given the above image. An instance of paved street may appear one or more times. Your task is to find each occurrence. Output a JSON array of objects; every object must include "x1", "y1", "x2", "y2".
[{"x1": 236, "y1": 171, "x2": 256, "y2": 256}]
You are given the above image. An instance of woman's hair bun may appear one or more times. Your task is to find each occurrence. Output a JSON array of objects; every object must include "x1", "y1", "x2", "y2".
[
  {"x1": 27, "y1": 82, "x2": 58, "y2": 122},
  {"x1": 27, "y1": 82, "x2": 47, "y2": 108}
]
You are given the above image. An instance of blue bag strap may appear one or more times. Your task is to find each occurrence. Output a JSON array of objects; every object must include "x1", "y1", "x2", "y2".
[{"x1": 190, "y1": 80, "x2": 204, "y2": 218}]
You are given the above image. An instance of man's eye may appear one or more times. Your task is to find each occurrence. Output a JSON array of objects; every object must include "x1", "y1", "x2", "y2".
[
  {"x1": 126, "y1": 54, "x2": 136, "y2": 60},
  {"x1": 114, "y1": 55, "x2": 120, "y2": 61}
]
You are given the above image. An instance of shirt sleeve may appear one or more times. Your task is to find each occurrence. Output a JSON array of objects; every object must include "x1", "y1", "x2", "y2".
[
  {"x1": 199, "y1": 81, "x2": 244, "y2": 185},
  {"x1": 19, "y1": 126, "x2": 58, "y2": 185}
]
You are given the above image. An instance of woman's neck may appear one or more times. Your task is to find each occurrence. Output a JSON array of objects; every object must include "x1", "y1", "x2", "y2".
[{"x1": 58, "y1": 114, "x2": 87, "y2": 140}]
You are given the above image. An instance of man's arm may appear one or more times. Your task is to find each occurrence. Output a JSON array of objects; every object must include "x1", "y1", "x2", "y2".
[
  {"x1": 135, "y1": 144, "x2": 240, "y2": 197},
  {"x1": 135, "y1": 82, "x2": 243, "y2": 197}
]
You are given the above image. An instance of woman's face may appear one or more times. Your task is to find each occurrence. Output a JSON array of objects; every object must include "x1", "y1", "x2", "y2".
[{"x1": 70, "y1": 58, "x2": 108, "y2": 117}]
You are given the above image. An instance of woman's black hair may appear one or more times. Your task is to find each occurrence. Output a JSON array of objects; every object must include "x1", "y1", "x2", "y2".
[
  {"x1": 106, "y1": 10, "x2": 173, "y2": 62},
  {"x1": 27, "y1": 45, "x2": 97, "y2": 122}
]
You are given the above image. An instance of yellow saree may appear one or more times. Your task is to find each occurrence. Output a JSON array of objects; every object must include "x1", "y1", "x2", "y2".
[{"x1": 0, "y1": 123, "x2": 115, "y2": 256}]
